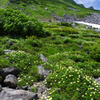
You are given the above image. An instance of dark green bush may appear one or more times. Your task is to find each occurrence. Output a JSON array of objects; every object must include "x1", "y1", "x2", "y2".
[
  {"x1": 83, "y1": 43, "x2": 100, "y2": 62},
  {"x1": 0, "y1": 9, "x2": 44, "y2": 37},
  {"x1": 24, "y1": 39, "x2": 43, "y2": 47},
  {"x1": 51, "y1": 27, "x2": 78, "y2": 34},
  {"x1": 64, "y1": 37, "x2": 73, "y2": 43},
  {"x1": 0, "y1": 48, "x2": 4, "y2": 55},
  {"x1": 46, "y1": 67, "x2": 100, "y2": 100},
  {"x1": 58, "y1": 22, "x2": 72, "y2": 27}
]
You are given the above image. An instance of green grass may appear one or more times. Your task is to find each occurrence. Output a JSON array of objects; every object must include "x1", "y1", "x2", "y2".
[
  {"x1": 0, "y1": 0, "x2": 8, "y2": 7},
  {"x1": 1, "y1": 2, "x2": 100, "y2": 99},
  {"x1": 2, "y1": 0, "x2": 100, "y2": 21},
  {"x1": 0, "y1": 19, "x2": 100, "y2": 99}
]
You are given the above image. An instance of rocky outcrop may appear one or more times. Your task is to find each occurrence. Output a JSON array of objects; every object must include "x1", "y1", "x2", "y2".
[
  {"x1": 39, "y1": 54, "x2": 48, "y2": 63},
  {"x1": 68, "y1": 7, "x2": 79, "y2": 11},
  {"x1": 38, "y1": 65, "x2": 50, "y2": 79},
  {"x1": 0, "y1": 87, "x2": 38, "y2": 100},
  {"x1": 4, "y1": 74, "x2": 18, "y2": 88},
  {"x1": 52, "y1": 12, "x2": 100, "y2": 25},
  {"x1": 88, "y1": 6, "x2": 94, "y2": 10},
  {"x1": 0, "y1": 67, "x2": 20, "y2": 78},
  {"x1": 82, "y1": 13, "x2": 100, "y2": 25},
  {"x1": 0, "y1": 51, "x2": 51, "y2": 100}
]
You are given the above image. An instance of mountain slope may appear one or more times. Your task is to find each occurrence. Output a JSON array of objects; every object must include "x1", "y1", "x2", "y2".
[
  {"x1": 0, "y1": 0, "x2": 8, "y2": 7},
  {"x1": 1, "y1": 0, "x2": 100, "y2": 21}
]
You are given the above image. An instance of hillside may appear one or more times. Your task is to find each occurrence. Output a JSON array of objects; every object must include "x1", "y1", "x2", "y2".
[
  {"x1": 0, "y1": 1, "x2": 100, "y2": 100},
  {"x1": 1, "y1": 0, "x2": 100, "y2": 21}
]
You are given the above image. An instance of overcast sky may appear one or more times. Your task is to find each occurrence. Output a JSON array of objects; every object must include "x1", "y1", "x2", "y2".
[{"x1": 74, "y1": 0, "x2": 100, "y2": 10}]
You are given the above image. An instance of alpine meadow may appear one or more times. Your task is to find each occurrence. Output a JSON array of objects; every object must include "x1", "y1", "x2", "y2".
[{"x1": 0, "y1": 0, "x2": 100, "y2": 100}]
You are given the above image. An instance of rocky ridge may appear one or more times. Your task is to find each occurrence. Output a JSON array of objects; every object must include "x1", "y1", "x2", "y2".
[{"x1": 52, "y1": 13, "x2": 100, "y2": 25}]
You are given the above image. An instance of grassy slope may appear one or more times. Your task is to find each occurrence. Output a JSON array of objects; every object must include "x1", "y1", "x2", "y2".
[
  {"x1": 0, "y1": 0, "x2": 8, "y2": 7},
  {"x1": 1, "y1": 22, "x2": 100, "y2": 99},
  {"x1": 3, "y1": 0, "x2": 100, "y2": 21}
]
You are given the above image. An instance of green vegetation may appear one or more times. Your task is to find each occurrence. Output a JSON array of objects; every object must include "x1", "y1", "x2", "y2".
[
  {"x1": 0, "y1": 8, "x2": 100, "y2": 99},
  {"x1": 0, "y1": 0, "x2": 99, "y2": 21},
  {"x1": 0, "y1": 9, "x2": 44, "y2": 37},
  {"x1": 0, "y1": 0, "x2": 100, "y2": 98},
  {"x1": 0, "y1": 0, "x2": 8, "y2": 7}
]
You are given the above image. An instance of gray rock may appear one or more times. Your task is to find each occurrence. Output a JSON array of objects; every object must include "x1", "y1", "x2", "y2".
[
  {"x1": 39, "y1": 54, "x2": 48, "y2": 63},
  {"x1": 4, "y1": 74, "x2": 18, "y2": 88},
  {"x1": 8, "y1": 39, "x2": 13, "y2": 46},
  {"x1": 94, "y1": 28, "x2": 100, "y2": 32},
  {"x1": 45, "y1": 7, "x2": 48, "y2": 10},
  {"x1": 86, "y1": 51, "x2": 89, "y2": 54},
  {"x1": 22, "y1": 86, "x2": 28, "y2": 90},
  {"x1": 38, "y1": 65, "x2": 50, "y2": 77},
  {"x1": 67, "y1": 7, "x2": 79, "y2": 11},
  {"x1": 3, "y1": 50, "x2": 17, "y2": 54},
  {"x1": 72, "y1": 23, "x2": 76, "y2": 27},
  {"x1": 48, "y1": 19, "x2": 52, "y2": 22},
  {"x1": 0, "y1": 67, "x2": 20, "y2": 78},
  {"x1": 95, "y1": 77, "x2": 100, "y2": 83},
  {"x1": 0, "y1": 87, "x2": 38, "y2": 100},
  {"x1": 79, "y1": 45, "x2": 83, "y2": 49},
  {"x1": 37, "y1": 85, "x2": 48, "y2": 98}
]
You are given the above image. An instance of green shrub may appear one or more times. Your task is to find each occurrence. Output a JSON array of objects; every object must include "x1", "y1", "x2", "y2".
[
  {"x1": 68, "y1": 34, "x2": 80, "y2": 38},
  {"x1": 0, "y1": 48, "x2": 4, "y2": 55},
  {"x1": 63, "y1": 37, "x2": 73, "y2": 43},
  {"x1": 45, "y1": 66, "x2": 100, "y2": 100},
  {"x1": 0, "y1": 9, "x2": 44, "y2": 37},
  {"x1": 0, "y1": 58, "x2": 10, "y2": 69},
  {"x1": 83, "y1": 43, "x2": 100, "y2": 62},
  {"x1": 58, "y1": 22, "x2": 72, "y2": 27},
  {"x1": 24, "y1": 39, "x2": 43, "y2": 47},
  {"x1": 51, "y1": 27, "x2": 78, "y2": 34}
]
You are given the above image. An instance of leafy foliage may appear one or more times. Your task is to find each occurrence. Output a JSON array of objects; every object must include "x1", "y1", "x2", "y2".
[{"x1": 0, "y1": 9, "x2": 44, "y2": 37}]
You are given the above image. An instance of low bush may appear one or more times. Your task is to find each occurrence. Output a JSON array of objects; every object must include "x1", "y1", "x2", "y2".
[
  {"x1": 64, "y1": 37, "x2": 73, "y2": 43},
  {"x1": 0, "y1": 48, "x2": 4, "y2": 55},
  {"x1": 58, "y1": 22, "x2": 72, "y2": 27},
  {"x1": 83, "y1": 43, "x2": 100, "y2": 62},
  {"x1": 45, "y1": 66, "x2": 100, "y2": 100},
  {"x1": 24, "y1": 39, "x2": 43, "y2": 47},
  {"x1": 6, "y1": 51, "x2": 41, "y2": 86},
  {"x1": 51, "y1": 27, "x2": 78, "y2": 34},
  {"x1": 0, "y1": 9, "x2": 44, "y2": 37}
]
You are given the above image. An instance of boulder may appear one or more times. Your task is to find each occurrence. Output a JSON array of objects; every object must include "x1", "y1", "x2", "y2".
[
  {"x1": 4, "y1": 74, "x2": 18, "y2": 88},
  {"x1": 0, "y1": 67, "x2": 20, "y2": 78},
  {"x1": 95, "y1": 77, "x2": 100, "y2": 83},
  {"x1": 39, "y1": 54, "x2": 48, "y2": 63},
  {"x1": 37, "y1": 85, "x2": 47, "y2": 98},
  {"x1": 38, "y1": 65, "x2": 50, "y2": 78},
  {"x1": 22, "y1": 86, "x2": 28, "y2": 90},
  {"x1": 72, "y1": 23, "x2": 76, "y2": 27},
  {"x1": 0, "y1": 87, "x2": 38, "y2": 100},
  {"x1": 79, "y1": 45, "x2": 83, "y2": 49},
  {"x1": 45, "y1": 7, "x2": 48, "y2": 10},
  {"x1": 48, "y1": 19, "x2": 52, "y2": 22}
]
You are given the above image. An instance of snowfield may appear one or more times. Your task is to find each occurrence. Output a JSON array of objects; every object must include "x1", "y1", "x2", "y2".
[{"x1": 74, "y1": 21, "x2": 100, "y2": 29}]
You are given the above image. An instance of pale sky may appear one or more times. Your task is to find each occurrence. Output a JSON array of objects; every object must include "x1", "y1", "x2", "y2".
[{"x1": 74, "y1": 0, "x2": 100, "y2": 10}]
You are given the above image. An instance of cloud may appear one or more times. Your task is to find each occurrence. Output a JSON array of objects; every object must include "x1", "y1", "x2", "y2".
[
  {"x1": 74, "y1": 0, "x2": 95, "y2": 7},
  {"x1": 74, "y1": 0, "x2": 100, "y2": 10}
]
